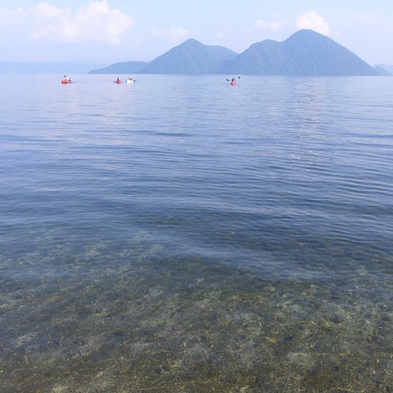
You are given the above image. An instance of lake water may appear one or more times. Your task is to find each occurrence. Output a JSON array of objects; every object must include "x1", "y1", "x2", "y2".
[{"x1": 1, "y1": 74, "x2": 393, "y2": 392}]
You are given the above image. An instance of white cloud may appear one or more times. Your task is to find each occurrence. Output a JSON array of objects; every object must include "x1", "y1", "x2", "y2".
[
  {"x1": 0, "y1": 1, "x2": 133, "y2": 44},
  {"x1": 255, "y1": 16, "x2": 290, "y2": 33},
  {"x1": 296, "y1": 11, "x2": 330, "y2": 36}
]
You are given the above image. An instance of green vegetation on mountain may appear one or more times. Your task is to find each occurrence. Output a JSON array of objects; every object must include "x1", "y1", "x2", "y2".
[
  {"x1": 90, "y1": 39, "x2": 237, "y2": 75},
  {"x1": 282, "y1": 29, "x2": 377, "y2": 76},
  {"x1": 221, "y1": 39, "x2": 290, "y2": 75},
  {"x1": 224, "y1": 30, "x2": 377, "y2": 76},
  {"x1": 142, "y1": 39, "x2": 238, "y2": 74},
  {"x1": 89, "y1": 30, "x2": 383, "y2": 76}
]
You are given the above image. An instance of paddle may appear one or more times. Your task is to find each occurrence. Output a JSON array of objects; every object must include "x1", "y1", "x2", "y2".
[{"x1": 226, "y1": 76, "x2": 241, "y2": 81}]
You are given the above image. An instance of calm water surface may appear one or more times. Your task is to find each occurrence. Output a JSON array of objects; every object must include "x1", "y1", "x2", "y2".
[{"x1": 1, "y1": 74, "x2": 393, "y2": 392}]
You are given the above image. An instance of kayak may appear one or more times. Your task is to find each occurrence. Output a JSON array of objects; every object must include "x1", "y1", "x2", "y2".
[
  {"x1": 61, "y1": 79, "x2": 72, "y2": 84},
  {"x1": 114, "y1": 79, "x2": 122, "y2": 84},
  {"x1": 227, "y1": 76, "x2": 240, "y2": 85},
  {"x1": 126, "y1": 78, "x2": 135, "y2": 84}
]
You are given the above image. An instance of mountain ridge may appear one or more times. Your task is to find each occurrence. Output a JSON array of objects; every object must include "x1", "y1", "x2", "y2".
[
  {"x1": 89, "y1": 30, "x2": 387, "y2": 76},
  {"x1": 142, "y1": 39, "x2": 238, "y2": 74}
]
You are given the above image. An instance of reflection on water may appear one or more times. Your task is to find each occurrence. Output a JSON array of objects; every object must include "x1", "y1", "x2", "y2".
[{"x1": 1, "y1": 75, "x2": 393, "y2": 392}]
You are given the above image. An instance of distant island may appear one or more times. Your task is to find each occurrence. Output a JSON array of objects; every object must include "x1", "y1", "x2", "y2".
[
  {"x1": 374, "y1": 64, "x2": 393, "y2": 75},
  {"x1": 89, "y1": 30, "x2": 391, "y2": 76},
  {"x1": 0, "y1": 30, "x2": 391, "y2": 76}
]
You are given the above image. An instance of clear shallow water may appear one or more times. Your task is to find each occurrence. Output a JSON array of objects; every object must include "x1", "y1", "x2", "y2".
[{"x1": 1, "y1": 74, "x2": 393, "y2": 392}]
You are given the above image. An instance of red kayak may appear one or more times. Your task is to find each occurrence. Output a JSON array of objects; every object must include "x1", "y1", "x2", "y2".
[
  {"x1": 61, "y1": 79, "x2": 72, "y2": 84},
  {"x1": 228, "y1": 76, "x2": 240, "y2": 85}
]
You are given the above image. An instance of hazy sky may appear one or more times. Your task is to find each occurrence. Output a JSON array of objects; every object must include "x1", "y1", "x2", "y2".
[{"x1": 1, "y1": 0, "x2": 392, "y2": 65}]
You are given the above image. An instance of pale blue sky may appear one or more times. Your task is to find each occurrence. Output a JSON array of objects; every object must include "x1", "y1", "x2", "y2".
[{"x1": 1, "y1": 0, "x2": 392, "y2": 65}]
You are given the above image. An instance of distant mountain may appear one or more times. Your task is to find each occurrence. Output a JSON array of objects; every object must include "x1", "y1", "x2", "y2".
[
  {"x1": 374, "y1": 64, "x2": 393, "y2": 75},
  {"x1": 90, "y1": 39, "x2": 237, "y2": 75},
  {"x1": 0, "y1": 61, "x2": 105, "y2": 74},
  {"x1": 141, "y1": 39, "x2": 238, "y2": 74},
  {"x1": 284, "y1": 30, "x2": 377, "y2": 76},
  {"x1": 89, "y1": 30, "x2": 380, "y2": 76},
  {"x1": 223, "y1": 30, "x2": 377, "y2": 76},
  {"x1": 221, "y1": 39, "x2": 289, "y2": 75},
  {"x1": 374, "y1": 66, "x2": 392, "y2": 76},
  {"x1": 88, "y1": 61, "x2": 148, "y2": 74}
]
